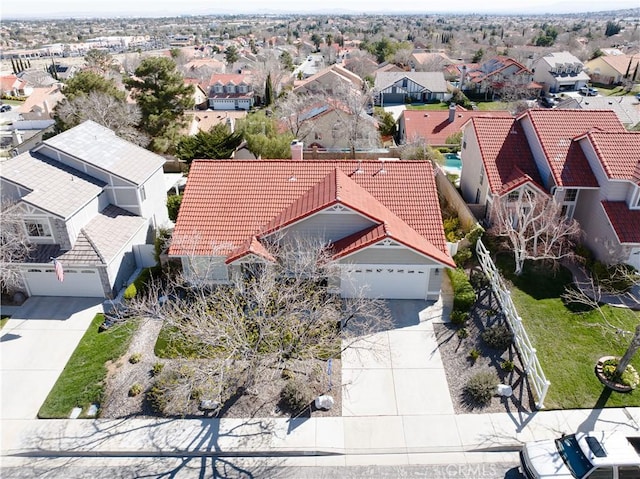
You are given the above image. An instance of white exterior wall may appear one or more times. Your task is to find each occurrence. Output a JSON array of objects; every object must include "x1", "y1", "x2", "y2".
[
  {"x1": 65, "y1": 196, "x2": 102, "y2": 246},
  {"x1": 520, "y1": 116, "x2": 554, "y2": 190},
  {"x1": 573, "y1": 189, "x2": 623, "y2": 263},
  {"x1": 106, "y1": 220, "x2": 149, "y2": 295},
  {"x1": 459, "y1": 123, "x2": 490, "y2": 205},
  {"x1": 140, "y1": 168, "x2": 170, "y2": 227},
  {"x1": 279, "y1": 209, "x2": 375, "y2": 245},
  {"x1": 579, "y1": 139, "x2": 632, "y2": 202},
  {"x1": 344, "y1": 245, "x2": 439, "y2": 265},
  {"x1": 182, "y1": 256, "x2": 229, "y2": 283}
]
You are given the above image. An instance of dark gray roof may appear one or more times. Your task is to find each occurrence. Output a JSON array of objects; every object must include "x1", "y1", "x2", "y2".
[
  {"x1": 0, "y1": 151, "x2": 105, "y2": 219},
  {"x1": 374, "y1": 72, "x2": 448, "y2": 93},
  {"x1": 43, "y1": 121, "x2": 165, "y2": 185}
]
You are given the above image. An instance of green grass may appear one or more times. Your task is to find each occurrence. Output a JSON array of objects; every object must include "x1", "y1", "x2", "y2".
[
  {"x1": 405, "y1": 102, "x2": 449, "y2": 110},
  {"x1": 496, "y1": 256, "x2": 640, "y2": 409},
  {"x1": 38, "y1": 313, "x2": 137, "y2": 418},
  {"x1": 475, "y1": 101, "x2": 510, "y2": 111},
  {"x1": 0, "y1": 315, "x2": 9, "y2": 329},
  {"x1": 1, "y1": 99, "x2": 25, "y2": 107}
]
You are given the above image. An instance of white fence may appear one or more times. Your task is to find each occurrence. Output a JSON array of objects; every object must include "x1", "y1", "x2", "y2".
[{"x1": 475, "y1": 239, "x2": 550, "y2": 409}]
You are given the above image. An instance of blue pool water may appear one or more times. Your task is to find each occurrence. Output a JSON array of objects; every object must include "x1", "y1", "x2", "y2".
[{"x1": 444, "y1": 153, "x2": 462, "y2": 169}]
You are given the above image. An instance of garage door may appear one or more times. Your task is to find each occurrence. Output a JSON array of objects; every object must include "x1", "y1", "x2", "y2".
[
  {"x1": 341, "y1": 266, "x2": 429, "y2": 299},
  {"x1": 24, "y1": 268, "x2": 106, "y2": 297},
  {"x1": 629, "y1": 248, "x2": 640, "y2": 271}
]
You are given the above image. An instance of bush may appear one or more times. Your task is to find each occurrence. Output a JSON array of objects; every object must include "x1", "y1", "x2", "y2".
[
  {"x1": 481, "y1": 324, "x2": 513, "y2": 350},
  {"x1": 575, "y1": 243, "x2": 595, "y2": 268},
  {"x1": 469, "y1": 270, "x2": 490, "y2": 291},
  {"x1": 593, "y1": 263, "x2": 637, "y2": 293},
  {"x1": 450, "y1": 310, "x2": 469, "y2": 325},
  {"x1": 443, "y1": 217, "x2": 465, "y2": 242},
  {"x1": 152, "y1": 362, "x2": 164, "y2": 376},
  {"x1": 468, "y1": 348, "x2": 481, "y2": 363},
  {"x1": 501, "y1": 359, "x2": 515, "y2": 372},
  {"x1": 447, "y1": 268, "x2": 476, "y2": 312},
  {"x1": 457, "y1": 327, "x2": 469, "y2": 339},
  {"x1": 464, "y1": 371, "x2": 499, "y2": 405},
  {"x1": 453, "y1": 247, "x2": 472, "y2": 268},
  {"x1": 602, "y1": 359, "x2": 639, "y2": 389},
  {"x1": 129, "y1": 383, "x2": 143, "y2": 397},
  {"x1": 129, "y1": 352, "x2": 142, "y2": 364},
  {"x1": 280, "y1": 377, "x2": 313, "y2": 412},
  {"x1": 123, "y1": 283, "x2": 137, "y2": 300},
  {"x1": 167, "y1": 194, "x2": 183, "y2": 222},
  {"x1": 465, "y1": 224, "x2": 484, "y2": 247}
]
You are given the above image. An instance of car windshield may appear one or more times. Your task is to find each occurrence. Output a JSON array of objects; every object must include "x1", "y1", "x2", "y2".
[{"x1": 556, "y1": 435, "x2": 593, "y2": 479}]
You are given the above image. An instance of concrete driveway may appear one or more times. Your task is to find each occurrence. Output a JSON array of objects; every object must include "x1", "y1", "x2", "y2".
[{"x1": 0, "y1": 297, "x2": 103, "y2": 420}]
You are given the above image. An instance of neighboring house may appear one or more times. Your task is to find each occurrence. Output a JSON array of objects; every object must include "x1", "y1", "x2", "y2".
[
  {"x1": 584, "y1": 53, "x2": 640, "y2": 85},
  {"x1": 531, "y1": 51, "x2": 590, "y2": 93},
  {"x1": 50, "y1": 63, "x2": 77, "y2": 81},
  {"x1": 0, "y1": 121, "x2": 170, "y2": 298},
  {"x1": 397, "y1": 104, "x2": 511, "y2": 147},
  {"x1": 409, "y1": 51, "x2": 453, "y2": 71},
  {"x1": 184, "y1": 78, "x2": 208, "y2": 109},
  {"x1": 0, "y1": 75, "x2": 33, "y2": 97},
  {"x1": 462, "y1": 56, "x2": 541, "y2": 99},
  {"x1": 292, "y1": 64, "x2": 364, "y2": 95},
  {"x1": 183, "y1": 109, "x2": 247, "y2": 136},
  {"x1": 374, "y1": 72, "x2": 448, "y2": 105},
  {"x1": 0, "y1": 119, "x2": 55, "y2": 156},
  {"x1": 207, "y1": 73, "x2": 254, "y2": 110},
  {"x1": 284, "y1": 101, "x2": 380, "y2": 151},
  {"x1": 555, "y1": 95, "x2": 640, "y2": 130},
  {"x1": 169, "y1": 157, "x2": 455, "y2": 300},
  {"x1": 460, "y1": 109, "x2": 640, "y2": 269},
  {"x1": 17, "y1": 85, "x2": 64, "y2": 119}
]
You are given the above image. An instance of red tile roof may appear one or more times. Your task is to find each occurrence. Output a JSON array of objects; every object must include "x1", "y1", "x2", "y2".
[
  {"x1": 580, "y1": 131, "x2": 640, "y2": 185},
  {"x1": 170, "y1": 160, "x2": 454, "y2": 267},
  {"x1": 601, "y1": 202, "x2": 640, "y2": 244},
  {"x1": 402, "y1": 107, "x2": 512, "y2": 146},
  {"x1": 519, "y1": 109, "x2": 626, "y2": 187},
  {"x1": 469, "y1": 117, "x2": 545, "y2": 195}
]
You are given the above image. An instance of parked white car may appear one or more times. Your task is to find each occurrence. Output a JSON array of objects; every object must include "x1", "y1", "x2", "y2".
[{"x1": 520, "y1": 431, "x2": 640, "y2": 479}]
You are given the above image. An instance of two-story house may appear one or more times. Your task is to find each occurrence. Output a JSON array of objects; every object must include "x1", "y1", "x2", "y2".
[
  {"x1": 0, "y1": 121, "x2": 169, "y2": 298},
  {"x1": 460, "y1": 109, "x2": 640, "y2": 269},
  {"x1": 463, "y1": 56, "x2": 541, "y2": 99},
  {"x1": 532, "y1": 52, "x2": 590, "y2": 93},
  {"x1": 374, "y1": 72, "x2": 448, "y2": 105},
  {"x1": 208, "y1": 73, "x2": 254, "y2": 110}
]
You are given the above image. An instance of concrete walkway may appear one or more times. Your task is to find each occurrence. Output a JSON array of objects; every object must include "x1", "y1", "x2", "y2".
[
  {"x1": 1, "y1": 293, "x2": 639, "y2": 470},
  {"x1": 0, "y1": 297, "x2": 103, "y2": 420}
]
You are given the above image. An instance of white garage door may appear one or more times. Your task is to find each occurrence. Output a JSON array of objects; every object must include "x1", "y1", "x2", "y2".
[
  {"x1": 341, "y1": 266, "x2": 430, "y2": 299},
  {"x1": 629, "y1": 248, "x2": 640, "y2": 271},
  {"x1": 24, "y1": 268, "x2": 106, "y2": 297}
]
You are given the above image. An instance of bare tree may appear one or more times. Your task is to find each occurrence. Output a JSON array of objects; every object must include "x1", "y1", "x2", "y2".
[
  {"x1": 275, "y1": 90, "x2": 326, "y2": 141},
  {"x1": 562, "y1": 270, "x2": 640, "y2": 381},
  {"x1": 251, "y1": 49, "x2": 291, "y2": 101},
  {"x1": 489, "y1": 190, "x2": 581, "y2": 276},
  {"x1": 123, "y1": 235, "x2": 392, "y2": 414},
  {"x1": 56, "y1": 91, "x2": 149, "y2": 146},
  {"x1": 0, "y1": 199, "x2": 32, "y2": 293}
]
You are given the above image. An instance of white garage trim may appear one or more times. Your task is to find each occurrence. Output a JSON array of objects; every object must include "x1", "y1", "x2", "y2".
[
  {"x1": 22, "y1": 267, "x2": 105, "y2": 297},
  {"x1": 340, "y1": 263, "x2": 441, "y2": 300},
  {"x1": 628, "y1": 247, "x2": 640, "y2": 271}
]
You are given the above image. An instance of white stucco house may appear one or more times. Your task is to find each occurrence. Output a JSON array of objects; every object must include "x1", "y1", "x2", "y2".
[
  {"x1": 0, "y1": 121, "x2": 170, "y2": 298},
  {"x1": 532, "y1": 51, "x2": 590, "y2": 93}
]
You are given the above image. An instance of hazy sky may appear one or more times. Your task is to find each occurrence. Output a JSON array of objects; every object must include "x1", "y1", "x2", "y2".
[{"x1": 4, "y1": 0, "x2": 639, "y2": 19}]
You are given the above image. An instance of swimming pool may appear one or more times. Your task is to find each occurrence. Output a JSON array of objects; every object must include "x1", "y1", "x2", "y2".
[{"x1": 444, "y1": 153, "x2": 462, "y2": 169}]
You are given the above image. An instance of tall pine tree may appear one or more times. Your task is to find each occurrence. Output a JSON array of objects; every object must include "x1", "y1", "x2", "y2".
[{"x1": 264, "y1": 73, "x2": 273, "y2": 106}]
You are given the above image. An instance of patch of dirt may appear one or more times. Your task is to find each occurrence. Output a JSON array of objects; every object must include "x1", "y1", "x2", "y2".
[
  {"x1": 100, "y1": 319, "x2": 341, "y2": 419},
  {"x1": 434, "y1": 283, "x2": 537, "y2": 414}
]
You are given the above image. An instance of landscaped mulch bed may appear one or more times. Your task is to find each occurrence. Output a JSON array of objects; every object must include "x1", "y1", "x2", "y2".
[
  {"x1": 100, "y1": 318, "x2": 341, "y2": 419},
  {"x1": 434, "y1": 284, "x2": 537, "y2": 414}
]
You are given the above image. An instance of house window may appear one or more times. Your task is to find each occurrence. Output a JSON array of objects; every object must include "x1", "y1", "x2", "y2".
[
  {"x1": 507, "y1": 191, "x2": 520, "y2": 202},
  {"x1": 564, "y1": 188, "x2": 577, "y2": 202},
  {"x1": 402, "y1": 78, "x2": 408, "y2": 88},
  {"x1": 140, "y1": 185, "x2": 146, "y2": 201},
  {"x1": 25, "y1": 219, "x2": 52, "y2": 238}
]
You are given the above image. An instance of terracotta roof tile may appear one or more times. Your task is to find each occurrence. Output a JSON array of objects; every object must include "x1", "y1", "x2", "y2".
[
  {"x1": 581, "y1": 131, "x2": 640, "y2": 185},
  {"x1": 403, "y1": 108, "x2": 512, "y2": 146},
  {"x1": 520, "y1": 109, "x2": 626, "y2": 187},
  {"x1": 170, "y1": 160, "x2": 453, "y2": 267},
  {"x1": 469, "y1": 117, "x2": 544, "y2": 195},
  {"x1": 601, "y1": 202, "x2": 640, "y2": 244}
]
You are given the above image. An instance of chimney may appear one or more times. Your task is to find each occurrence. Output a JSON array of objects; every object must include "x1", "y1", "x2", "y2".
[
  {"x1": 448, "y1": 103, "x2": 456, "y2": 123},
  {"x1": 290, "y1": 140, "x2": 303, "y2": 161}
]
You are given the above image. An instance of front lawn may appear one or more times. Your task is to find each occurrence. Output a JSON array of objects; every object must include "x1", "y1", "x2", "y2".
[
  {"x1": 405, "y1": 102, "x2": 449, "y2": 110},
  {"x1": 0, "y1": 315, "x2": 9, "y2": 329},
  {"x1": 496, "y1": 257, "x2": 640, "y2": 409},
  {"x1": 38, "y1": 313, "x2": 137, "y2": 418}
]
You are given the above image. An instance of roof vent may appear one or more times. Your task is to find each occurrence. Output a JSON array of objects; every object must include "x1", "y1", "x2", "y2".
[
  {"x1": 354, "y1": 160, "x2": 363, "y2": 174},
  {"x1": 288, "y1": 173, "x2": 297, "y2": 182},
  {"x1": 510, "y1": 128, "x2": 518, "y2": 135}
]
